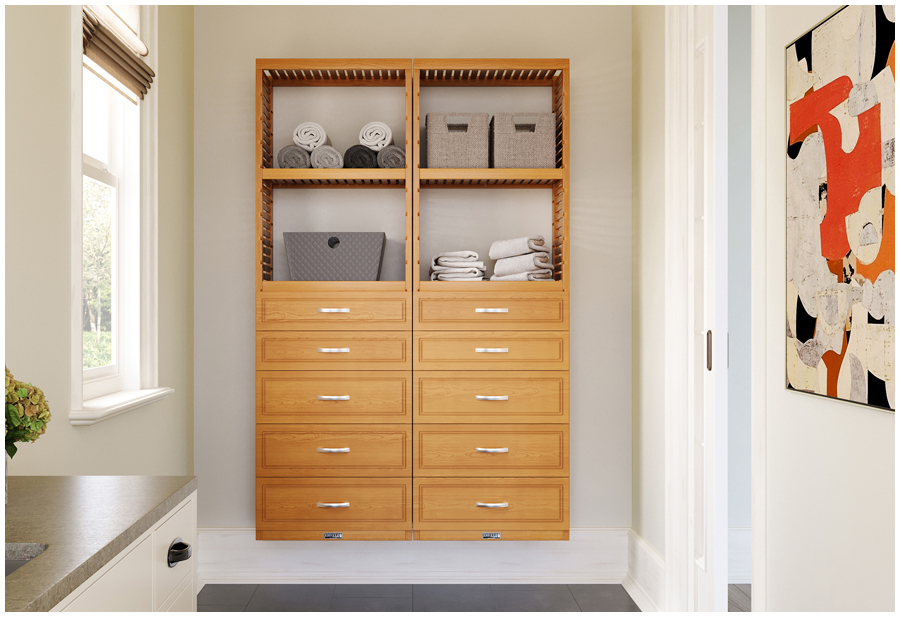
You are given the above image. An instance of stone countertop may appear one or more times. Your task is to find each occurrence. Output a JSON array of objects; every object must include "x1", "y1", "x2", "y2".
[{"x1": 5, "y1": 475, "x2": 197, "y2": 612}]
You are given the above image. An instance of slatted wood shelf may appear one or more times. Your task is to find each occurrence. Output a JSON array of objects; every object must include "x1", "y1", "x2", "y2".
[
  {"x1": 417, "y1": 280, "x2": 564, "y2": 292},
  {"x1": 415, "y1": 59, "x2": 567, "y2": 87},
  {"x1": 263, "y1": 168, "x2": 407, "y2": 188},
  {"x1": 261, "y1": 280, "x2": 408, "y2": 292},
  {"x1": 258, "y1": 59, "x2": 408, "y2": 87},
  {"x1": 418, "y1": 168, "x2": 562, "y2": 187}
]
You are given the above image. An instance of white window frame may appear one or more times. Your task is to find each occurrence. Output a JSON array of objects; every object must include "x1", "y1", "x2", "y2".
[{"x1": 70, "y1": 5, "x2": 172, "y2": 426}]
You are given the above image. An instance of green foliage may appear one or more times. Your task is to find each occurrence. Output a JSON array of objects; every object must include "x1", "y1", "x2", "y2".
[
  {"x1": 82, "y1": 176, "x2": 113, "y2": 366},
  {"x1": 83, "y1": 330, "x2": 113, "y2": 370},
  {"x1": 5, "y1": 367, "x2": 51, "y2": 459}
]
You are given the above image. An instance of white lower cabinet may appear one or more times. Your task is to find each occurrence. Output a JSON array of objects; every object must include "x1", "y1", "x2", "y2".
[{"x1": 53, "y1": 491, "x2": 197, "y2": 612}]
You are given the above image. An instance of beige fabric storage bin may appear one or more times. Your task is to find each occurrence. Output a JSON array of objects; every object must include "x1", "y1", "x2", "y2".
[
  {"x1": 490, "y1": 113, "x2": 557, "y2": 169},
  {"x1": 426, "y1": 113, "x2": 490, "y2": 168}
]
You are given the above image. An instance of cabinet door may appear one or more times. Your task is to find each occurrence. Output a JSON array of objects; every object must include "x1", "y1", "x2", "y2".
[
  {"x1": 62, "y1": 536, "x2": 153, "y2": 612},
  {"x1": 154, "y1": 499, "x2": 195, "y2": 609}
]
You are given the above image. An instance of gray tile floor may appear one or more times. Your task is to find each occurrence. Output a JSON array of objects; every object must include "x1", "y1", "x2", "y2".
[
  {"x1": 728, "y1": 584, "x2": 751, "y2": 612},
  {"x1": 198, "y1": 583, "x2": 641, "y2": 612}
]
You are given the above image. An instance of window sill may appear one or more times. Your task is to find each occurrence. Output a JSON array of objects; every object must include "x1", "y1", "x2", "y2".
[{"x1": 69, "y1": 387, "x2": 174, "y2": 426}]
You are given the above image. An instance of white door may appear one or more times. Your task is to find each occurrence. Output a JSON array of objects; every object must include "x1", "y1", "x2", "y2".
[
  {"x1": 667, "y1": 5, "x2": 730, "y2": 612},
  {"x1": 690, "y1": 6, "x2": 730, "y2": 612}
]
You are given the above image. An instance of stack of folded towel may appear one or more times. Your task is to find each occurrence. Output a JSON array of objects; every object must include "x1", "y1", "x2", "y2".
[
  {"x1": 488, "y1": 236, "x2": 554, "y2": 281},
  {"x1": 430, "y1": 251, "x2": 485, "y2": 281}
]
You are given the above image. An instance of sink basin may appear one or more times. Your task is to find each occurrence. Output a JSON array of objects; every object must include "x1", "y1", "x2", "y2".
[{"x1": 5, "y1": 543, "x2": 47, "y2": 577}]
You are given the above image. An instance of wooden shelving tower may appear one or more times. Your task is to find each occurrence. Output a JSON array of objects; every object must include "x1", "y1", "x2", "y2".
[
  {"x1": 255, "y1": 58, "x2": 569, "y2": 542},
  {"x1": 411, "y1": 59, "x2": 570, "y2": 541}
]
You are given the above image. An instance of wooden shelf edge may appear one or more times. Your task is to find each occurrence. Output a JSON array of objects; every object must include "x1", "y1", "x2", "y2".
[
  {"x1": 263, "y1": 169, "x2": 407, "y2": 181},
  {"x1": 257, "y1": 58, "x2": 412, "y2": 71},
  {"x1": 262, "y1": 281, "x2": 408, "y2": 292},
  {"x1": 413, "y1": 59, "x2": 569, "y2": 70},
  {"x1": 419, "y1": 168, "x2": 562, "y2": 180},
  {"x1": 417, "y1": 281, "x2": 564, "y2": 292}
]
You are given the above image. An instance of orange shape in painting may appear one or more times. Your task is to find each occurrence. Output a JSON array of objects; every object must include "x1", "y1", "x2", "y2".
[
  {"x1": 790, "y1": 76, "x2": 883, "y2": 260},
  {"x1": 856, "y1": 188, "x2": 895, "y2": 281}
]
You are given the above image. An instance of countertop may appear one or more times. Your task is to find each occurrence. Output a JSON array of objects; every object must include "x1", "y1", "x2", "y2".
[{"x1": 5, "y1": 475, "x2": 197, "y2": 612}]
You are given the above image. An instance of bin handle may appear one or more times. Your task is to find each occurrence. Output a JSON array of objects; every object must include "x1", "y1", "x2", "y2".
[{"x1": 446, "y1": 116, "x2": 470, "y2": 132}]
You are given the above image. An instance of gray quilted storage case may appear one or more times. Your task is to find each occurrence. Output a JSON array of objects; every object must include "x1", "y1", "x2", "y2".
[{"x1": 283, "y1": 232, "x2": 386, "y2": 281}]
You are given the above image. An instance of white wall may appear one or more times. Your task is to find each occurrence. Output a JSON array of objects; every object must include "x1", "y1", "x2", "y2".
[
  {"x1": 4, "y1": 6, "x2": 195, "y2": 476},
  {"x1": 758, "y1": 5, "x2": 895, "y2": 610},
  {"x1": 194, "y1": 5, "x2": 633, "y2": 531},
  {"x1": 631, "y1": 5, "x2": 666, "y2": 559},
  {"x1": 727, "y1": 4, "x2": 752, "y2": 583}
]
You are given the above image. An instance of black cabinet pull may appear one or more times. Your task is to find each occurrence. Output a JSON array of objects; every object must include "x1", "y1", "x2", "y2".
[{"x1": 167, "y1": 537, "x2": 192, "y2": 568}]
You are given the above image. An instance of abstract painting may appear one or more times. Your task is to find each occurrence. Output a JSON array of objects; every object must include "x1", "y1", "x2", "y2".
[{"x1": 786, "y1": 6, "x2": 895, "y2": 411}]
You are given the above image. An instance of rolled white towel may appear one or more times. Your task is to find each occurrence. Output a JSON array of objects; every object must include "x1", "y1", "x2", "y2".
[
  {"x1": 293, "y1": 122, "x2": 328, "y2": 152},
  {"x1": 359, "y1": 121, "x2": 393, "y2": 151},
  {"x1": 489, "y1": 236, "x2": 550, "y2": 260},
  {"x1": 490, "y1": 269, "x2": 554, "y2": 281},
  {"x1": 310, "y1": 145, "x2": 344, "y2": 169},
  {"x1": 493, "y1": 253, "x2": 553, "y2": 277}
]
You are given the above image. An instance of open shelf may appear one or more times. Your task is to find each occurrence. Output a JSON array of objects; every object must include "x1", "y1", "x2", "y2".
[
  {"x1": 418, "y1": 168, "x2": 562, "y2": 187},
  {"x1": 263, "y1": 168, "x2": 406, "y2": 188}
]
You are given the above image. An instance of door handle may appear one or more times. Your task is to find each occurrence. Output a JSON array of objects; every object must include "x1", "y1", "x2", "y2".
[
  {"x1": 475, "y1": 395, "x2": 509, "y2": 401},
  {"x1": 475, "y1": 308, "x2": 509, "y2": 313},
  {"x1": 317, "y1": 348, "x2": 350, "y2": 353},
  {"x1": 476, "y1": 502, "x2": 509, "y2": 508},
  {"x1": 317, "y1": 308, "x2": 350, "y2": 313},
  {"x1": 317, "y1": 447, "x2": 350, "y2": 453},
  {"x1": 317, "y1": 395, "x2": 350, "y2": 401},
  {"x1": 317, "y1": 502, "x2": 350, "y2": 508},
  {"x1": 475, "y1": 348, "x2": 508, "y2": 353},
  {"x1": 476, "y1": 447, "x2": 509, "y2": 453}
]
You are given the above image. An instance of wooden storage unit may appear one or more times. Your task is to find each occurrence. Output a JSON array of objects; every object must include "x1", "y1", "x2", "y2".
[
  {"x1": 255, "y1": 58, "x2": 569, "y2": 541},
  {"x1": 255, "y1": 59, "x2": 414, "y2": 540},
  {"x1": 411, "y1": 59, "x2": 570, "y2": 541}
]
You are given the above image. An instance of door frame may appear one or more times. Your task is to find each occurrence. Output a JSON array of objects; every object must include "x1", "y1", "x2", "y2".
[
  {"x1": 663, "y1": 5, "x2": 730, "y2": 611},
  {"x1": 749, "y1": 5, "x2": 768, "y2": 612}
]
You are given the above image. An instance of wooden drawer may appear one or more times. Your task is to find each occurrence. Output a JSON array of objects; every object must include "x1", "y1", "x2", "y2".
[
  {"x1": 414, "y1": 425, "x2": 567, "y2": 477},
  {"x1": 414, "y1": 293, "x2": 567, "y2": 330},
  {"x1": 414, "y1": 331, "x2": 568, "y2": 371},
  {"x1": 414, "y1": 371, "x2": 568, "y2": 423},
  {"x1": 257, "y1": 478, "x2": 412, "y2": 532},
  {"x1": 258, "y1": 371, "x2": 411, "y2": 423},
  {"x1": 257, "y1": 424, "x2": 411, "y2": 477},
  {"x1": 414, "y1": 478, "x2": 568, "y2": 531},
  {"x1": 257, "y1": 292, "x2": 408, "y2": 331},
  {"x1": 257, "y1": 331, "x2": 411, "y2": 370}
]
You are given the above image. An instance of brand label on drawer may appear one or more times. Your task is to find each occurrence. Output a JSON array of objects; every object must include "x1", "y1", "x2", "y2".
[
  {"x1": 482, "y1": 532, "x2": 501, "y2": 539},
  {"x1": 324, "y1": 532, "x2": 343, "y2": 539}
]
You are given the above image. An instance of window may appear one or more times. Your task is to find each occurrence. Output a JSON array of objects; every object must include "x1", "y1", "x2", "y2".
[{"x1": 71, "y1": 6, "x2": 171, "y2": 425}]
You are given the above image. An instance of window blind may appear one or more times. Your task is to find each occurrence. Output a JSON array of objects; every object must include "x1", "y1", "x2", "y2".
[{"x1": 82, "y1": 7, "x2": 154, "y2": 100}]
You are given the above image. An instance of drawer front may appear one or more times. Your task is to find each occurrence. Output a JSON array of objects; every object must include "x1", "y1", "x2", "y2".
[
  {"x1": 414, "y1": 332, "x2": 568, "y2": 371},
  {"x1": 415, "y1": 371, "x2": 568, "y2": 423},
  {"x1": 257, "y1": 332, "x2": 411, "y2": 370},
  {"x1": 62, "y1": 536, "x2": 153, "y2": 612},
  {"x1": 415, "y1": 425, "x2": 568, "y2": 477},
  {"x1": 414, "y1": 478, "x2": 568, "y2": 531},
  {"x1": 163, "y1": 573, "x2": 193, "y2": 612},
  {"x1": 415, "y1": 293, "x2": 567, "y2": 330},
  {"x1": 258, "y1": 293, "x2": 408, "y2": 331},
  {"x1": 258, "y1": 371, "x2": 411, "y2": 423},
  {"x1": 257, "y1": 478, "x2": 412, "y2": 531},
  {"x1": 257, "y1": 424, "x2": 411, "y2": 477},
  {"x1": 154, "y1": 498, "x2": 195, "y2": 609}
]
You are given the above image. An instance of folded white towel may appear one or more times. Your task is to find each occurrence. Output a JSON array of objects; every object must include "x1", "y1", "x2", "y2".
[
  {"x1": 293, "y1": 122, "x2": 328, "y2": 152},
  {"x1": 431, "y1": 251, "x2": 479, "y2": 266},
  {"x1": 431, "y1": 264, "x2": 486, "y2": 273},
  {"x1": 431, "y1": 271, "x2": 485, "y2": 281},
  {"x1": 359, "y1": 121, "x2": 393, "y2": 152},
  {"x1": 490, "y1": 269, "x2": 554, "y2": 281},
  {"x1": 434, "y1": 259, "x2": 485, "y2": 269},
  {"x1": 489, "y1": 236, "x2": 550, "y2": 260},
  {"x1": 493, "y1": 253, "x2": 553, "y2": 277}
]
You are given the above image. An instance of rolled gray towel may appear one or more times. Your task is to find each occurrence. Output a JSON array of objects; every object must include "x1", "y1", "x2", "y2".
[
  {"x1": 277, "y1": 145, "x2": 311, "y2": 169},
  {"x1": 377, "y1": 145, "x2": 406, "y2": 169},
  {"x1": 344, "y1": 144, "x2": 378, "y2": 168},
  {"x1": 310, "y1": 145, "x2": 344, "y2": 169}
]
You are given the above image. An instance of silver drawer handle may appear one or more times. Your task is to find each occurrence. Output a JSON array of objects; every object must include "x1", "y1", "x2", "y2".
[
  {"x1": 475, "y1": 308, "x2": 509, "y2": 313},
  {"x1": 476, "y1": 502, "x2": 509, "y2": 508},
  {"x1": 475, "y1": 348, "x2": 508, "y2": 353},
  {"x1": 317, "y1": 395, "x2": 350, "y2": 401},
  {"x1": 317, "y1": 348, "x2": 350, "y2": 353},
  {"x1": 317, "y1": 447, "x2": 350, "y2": 453},
  {"x1": 317, "y1": 502, "x2": 350, "y2": 508},
  {"x1": 317, "y1": 308, "x2": 350, "y2": 313},
  {"x1": 475, "y1": 395, "x2": 509, "y2": 401},
  {"x1": 476, "y1": 447, "x2": 509, "y2": 453}
]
